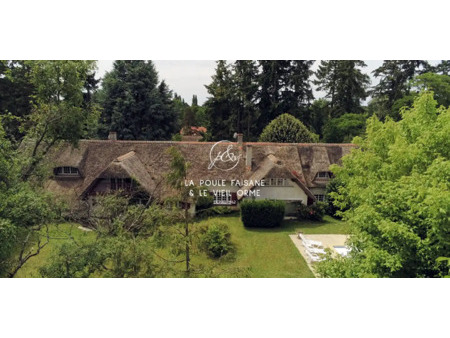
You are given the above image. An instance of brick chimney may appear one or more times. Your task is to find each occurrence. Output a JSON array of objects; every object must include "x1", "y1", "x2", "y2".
[
  {"x1": 245, "y1": 145, "x2": 252, "y2": 171},
  {"x1": 108, "y1": 131, "x2": 117, "y2": 141}
]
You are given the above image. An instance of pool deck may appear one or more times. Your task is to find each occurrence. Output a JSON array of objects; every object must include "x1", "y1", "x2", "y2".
[{"x1": 289, "y1": 234, "x2": 349, "y2": 277}]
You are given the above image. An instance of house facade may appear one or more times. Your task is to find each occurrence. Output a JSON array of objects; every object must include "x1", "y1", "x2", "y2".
[{"x1": 46, "y1": 134, "x2": 354, "y2": 214}]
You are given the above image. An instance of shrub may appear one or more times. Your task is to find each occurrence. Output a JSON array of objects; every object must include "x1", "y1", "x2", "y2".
[
  {"x1": 195, "y1": 193, "x2": 214, "y2": 211},
  {"x1": 240, "y1": 199, "x2": 285, "y2": 228},
  {"x1": 296, "y1": 201, "x2": 326, "y2": 221},
  {"x1": 259, "y1": 113, "x2": 319, "y2": 143},
  {"x1": 199, "y1": 221, "x2": 233, "y2": 258},
  {"x1": 196, "y1": 206, "x2": 235, "y2": 218}
]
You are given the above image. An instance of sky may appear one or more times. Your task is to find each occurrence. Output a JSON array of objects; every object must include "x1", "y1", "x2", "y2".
[{"x1": 97, "y1": 60, "x2": 440, "y2": 105}]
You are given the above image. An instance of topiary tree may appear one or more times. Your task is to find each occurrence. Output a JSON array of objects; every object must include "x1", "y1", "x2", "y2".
[{"x1": 258, "y1": 113, "x2": 318, "y2": 143}]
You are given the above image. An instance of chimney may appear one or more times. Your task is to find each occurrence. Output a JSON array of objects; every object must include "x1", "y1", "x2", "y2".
[
  {"x1": 108, "y1": 131, "x2": 117, "y2": 141},
  {"x1": 237, "y1": 133, "x2": 243, "y2": 148},
  {"x1": 246, "y1": 145, "x2": 252, "y2": 171}
]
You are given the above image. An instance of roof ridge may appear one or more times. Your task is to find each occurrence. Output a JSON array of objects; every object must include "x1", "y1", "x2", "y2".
[{"x1": 116, "y1": 151, "x2": 136, "y2": 162}]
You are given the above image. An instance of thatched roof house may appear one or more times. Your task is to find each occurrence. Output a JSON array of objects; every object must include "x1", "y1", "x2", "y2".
[{"x1": 46, "y1": 136, "x2": 354, "y2": 212}]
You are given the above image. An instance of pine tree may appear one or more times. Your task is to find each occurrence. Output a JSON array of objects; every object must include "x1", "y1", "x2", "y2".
[
  {"x1": 314, "y1": 60, "x2": 370, "y2": 117},
  {"x1": 371, "y1": 60, "x2": 430, "y2": 119},
  {"x1": 256, "y1": 60, "x2": 315, "y2": 134},
  {"x1": 98, "y1": 61, "x2": 177, "y2": 140},
  {"x1": 204, "y1": 61, "x2": 235, "y2": 140},
  {"x1": 232, "y1": 60, "x2": 259, "y2": 140}
]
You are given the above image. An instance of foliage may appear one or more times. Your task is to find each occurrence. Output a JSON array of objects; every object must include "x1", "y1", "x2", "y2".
[
  {"x1": 259, "y1": 113, "x2": 318, "y2": 143},
  {"x1": 412, "y1": 72, "x2": 450, "y2": 108},
  {"x1": 0, "y1": 61, "x2": 35, "y2": 142},
  {"x1": 304, "y1": 98, "x2": 331, "y2": 137},
  {"x1": 0, "y1": 121, "x2": 63, "y2": 277},
  {"x1": 240, "y1": 199, "x2": 285, "y2": 228},
  {"x1": 17, "y1": 61, "x2": 100, "y2": 180},
  {"x1": 318, "y1": 92, "x2": 450, "y2": 277},
  {"x1": 325, "y1": 177, "x2": 347, "y2": 217},
  {"x1": 98, "y1": 61, "x2": 177, "y2": 140},
  {"x1": 296, "y1": 201, "x2": 327, "y2": 221},
  {"x1": 195, "y1": 192, "x2": 214, "y2": 211},
  {"x1": 322, "y1": 113, "x2": 366, "y2": 143},
  {"x1": 204, "y1": 61, "x2": 236, "y2": 140},
  {"x1": 371, "y1": 60, "x2": 430, "y2": 120},
  {"x1": 314, "y1": 60, "x2": 370, "y2": 117},
  {"x1": 205, "y1": 60, "x2": 315, "y2": 141},
  {"x1": 39, "y1": 232, "x2": 160, "y2": 278},
  {"x1": 199, "y1": 221, "x2": 234, "y2": 258},
  {"x1": 196, "y1": 205, "x2": 236, "y2": 218}
]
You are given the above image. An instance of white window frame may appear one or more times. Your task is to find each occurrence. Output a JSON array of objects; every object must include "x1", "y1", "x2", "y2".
[
  {"x1": 314, "y1": 194, "x2": 326, "y2": 202},
  {"x1": 214, "y1": 191, "x2": 232, "y2": 205}
]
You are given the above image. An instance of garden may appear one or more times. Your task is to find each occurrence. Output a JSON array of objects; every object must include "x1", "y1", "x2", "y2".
[{"x1": 15, "y1": 213, "x2": 349, "y2": 278}]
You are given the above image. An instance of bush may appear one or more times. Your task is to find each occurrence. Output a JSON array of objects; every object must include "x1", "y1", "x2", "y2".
[
  {"x1": 195, "y1": 193, "x2": 214, "y2": 211},
  {"x1": 199, "y1": 221, "x2": 233, "y2": 258},
  {"x1": 196, "y1": 206, "x2": 236, "y2": 218},
  {"x1": 240, "y1": 199, "x2": 285, "y2": 228},
  {"x1": 296, "y1": 201, "x2": 326, "y2": 221},
  {"x1": 259, "y1": 113, "x2": 318, "y2": 143}
]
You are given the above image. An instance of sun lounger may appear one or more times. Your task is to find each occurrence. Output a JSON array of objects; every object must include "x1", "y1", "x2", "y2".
[
  {"x1": 307, "y1": 247, "x2": 326, "y2": 255},
  {"x1": 298, "y1": 233, "x2": 323, "y2": 248},
  {"x1": 305, "y1": 249, "x2": 324, "y2": 262}
]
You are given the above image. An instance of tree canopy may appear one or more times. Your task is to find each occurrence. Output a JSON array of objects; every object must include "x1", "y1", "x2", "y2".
[
  {"x1": 98, "y1": 60, "x2": 178, "y2": 140},
  {"x1": 314, "y1": 60, "x2": 370, "y2": 117},
  {"x1": 317, "y1": 92, "x2": 450, "y2": 277},
  {"x1": 259, "y1": 113, "x2": 318, "y2": 143}
]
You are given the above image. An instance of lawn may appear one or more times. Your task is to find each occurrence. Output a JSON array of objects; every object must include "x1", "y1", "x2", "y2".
[
  {"x1": 15, "y1": 223, "x2": 96, "y2": 278},
  {"x1": 15, "y1": 215, "x2": 349, "y2": 278}
]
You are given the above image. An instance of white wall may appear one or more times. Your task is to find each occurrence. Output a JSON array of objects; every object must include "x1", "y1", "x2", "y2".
[{"x1": 254, "y1": 185, "x2": 308, "y2": 204}]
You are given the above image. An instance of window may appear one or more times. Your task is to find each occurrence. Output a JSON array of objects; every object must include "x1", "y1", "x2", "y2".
[
  {"x1": 316, "y1": 172, "x2": 330, "y2": 179},
  {"x1": 265, "y1": 178, "x2": 291, "y2": 187},
  {"x1": 314, "y1": 194, "x2": 326, "y2": 202},
  {"x1": 214, "y1": 191, "x2": 232, "y2": 205},
  {"x1": 110, "y1": 178, "x2": 132, "y2": 191},
  {"x1": 54, "y1": 167, "x2": 79, "y2": 177}
]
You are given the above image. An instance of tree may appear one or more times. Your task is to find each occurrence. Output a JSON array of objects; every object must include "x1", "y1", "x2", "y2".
[
  {"x1": 0, "y1": 61, "x2": 98, "y2": 277},
  {"x1": 232, "y1": 60, "x2": 259, "y2": 140},
  {"x1": 259, "y1": 113, "x2": 318, "y2": 143},
  {"x1": 432, "y1": 60, "x2": 450, "y2": 75},
  {"x1": 412, "y1": 72, "x2": 450, "y2": 108},
  {"x1": 0, "y1": 61, "x2": 35, "y2": 142},
  {"x1": 257, "y1": 60, "x2": 314, "y2": 131},
  {"x1": 0, "y1": 122, "x2": 60, "y2": 277},
  {"x1": 204, "y1": 61, "x2": 235, "y2": 140},
  {"x1": 98, "y1": 60, "x2": 177, "y2": 140},
  {"x1": 305, "y1": 98, "x2": 331, "y2": 138},
  {"x1": 371, "y1": 60, "x2": 430, "y2": 120},
  {"x1": 19, "y1": 61, "x2": 100, "y2": 180},
  {"x1": 317, "y1": 92, "x2": 450, "y2": 278},
  {"x1": 314, "y1": 60, "x2": 370, "y2": 117},
  {"x1": 322, "y1": 113, "x2": 367, "y2": 143},
  {"x1": 165, "y1": 146, "x2": 199, "y2": 275},
  {"x1": 39, "y1": 195, "x2": 175, "y2": 278}
]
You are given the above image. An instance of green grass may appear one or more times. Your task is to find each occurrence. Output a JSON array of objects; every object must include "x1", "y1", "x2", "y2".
[
  {"x1": 15, "y1": 215, "x2": 348, "y2": 278},
  {"x1": 15, "y1": 223, "x2": 96, "y2": 278},
  {"x1": 189, "y1": 215, "x2": 348, "y2": 278}
]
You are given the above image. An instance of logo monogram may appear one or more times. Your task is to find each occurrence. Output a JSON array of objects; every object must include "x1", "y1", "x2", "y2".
[{"x1": 208, "y1": 140, "x2": 241, "y2": 171}]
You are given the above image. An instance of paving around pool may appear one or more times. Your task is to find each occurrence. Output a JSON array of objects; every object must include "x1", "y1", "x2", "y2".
[{"x1": 290, "y1": 234, "x2": 349, "y2": 277}]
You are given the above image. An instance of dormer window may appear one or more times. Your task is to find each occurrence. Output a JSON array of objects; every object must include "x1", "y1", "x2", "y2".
[{"x1": 54, "y1": 166, "x2": 80, "y2": 177}]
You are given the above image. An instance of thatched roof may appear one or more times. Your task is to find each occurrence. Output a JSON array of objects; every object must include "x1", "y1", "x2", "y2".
[{"x1": 45, "y1": 140, "x2": 355, "y2": 199}]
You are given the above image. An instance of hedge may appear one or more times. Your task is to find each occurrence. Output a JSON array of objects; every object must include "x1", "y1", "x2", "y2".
[{"x1": 240, "y1": 199, "x2": 285, "y2": 228}]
